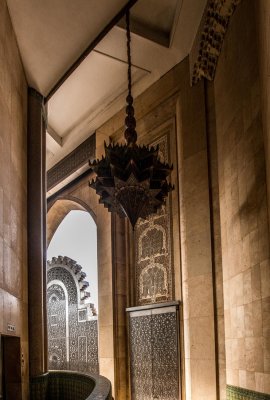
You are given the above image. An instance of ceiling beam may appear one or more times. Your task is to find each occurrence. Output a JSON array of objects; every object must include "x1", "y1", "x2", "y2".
[
  {"x1": 117, "y1": 17, "x2": 170, "y2": 48},
  {"x1": 45, "y1": 0, "x2": 138, "y2": 104},
  {"x1": 47, "y1": 125, "x2": 62, "y2": 147}
]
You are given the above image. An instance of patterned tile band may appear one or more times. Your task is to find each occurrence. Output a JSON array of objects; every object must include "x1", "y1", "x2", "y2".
[
  {"x1": 30, "y1": 371, "x2": 111, "y2": 400},
  {"x1": 47, "y1": 133, "x2": 96, "y2": 191},
  {"x1": 227, "y1": 385, "x2": 270, "y2": 400}
]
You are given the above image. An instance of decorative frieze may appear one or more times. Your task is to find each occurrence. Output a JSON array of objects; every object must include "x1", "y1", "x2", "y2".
[
  {"x1": 47, "y1": 133, "x2": 96, "y2": 190},
  {"x1": 190, "y1": 0, "x2": 242, "y2": 85}
]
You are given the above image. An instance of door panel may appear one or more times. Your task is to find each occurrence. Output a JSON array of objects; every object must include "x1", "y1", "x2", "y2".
[
  {"x1": 2, "y1": 336, "x2": 22, "y2": 400},
  {"x1": 152, "y1": 311, "x2": 179, "y2": 400},
  {"x1": 130, "y1": 313, "x2": 153, "y2": 400},
  {"x1": 128, "y1": 303, "x2": 180, "y2": 400}
]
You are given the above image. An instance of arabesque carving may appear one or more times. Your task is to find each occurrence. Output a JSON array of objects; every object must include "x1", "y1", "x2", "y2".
[
  {"x1": 47, "y1": 256, "x2": 98, "y2": 374},
  {"x1": 135, "y1": 134, "x2": 173, "y2": 305},
  {"x1": 190, "y1": 0, "x2": 242, "y2": 85}
]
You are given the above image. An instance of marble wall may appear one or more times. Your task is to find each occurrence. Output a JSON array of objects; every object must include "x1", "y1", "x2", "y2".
[
  {"x1": 0, "y1": 0, "x2": 28, "y2": 398},
  {"x1": 214, "y1": 0, "x2": 270, "y2": 394}
]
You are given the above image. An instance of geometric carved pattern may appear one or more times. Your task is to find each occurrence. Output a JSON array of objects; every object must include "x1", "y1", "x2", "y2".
[
  {"x1": 48, "y1": 256, "x2": 93, "y2": 303},
  {"x1": 135, "y1": 134, "x2": 174, "y2": 305},
  {"x1": 47, "y1": 256, "x2": 98, "y2": 374},
  {"x1": 129, "y1": 306, "x2": 179, "y2": 400},
  {"x1": 130, "y1": 315, "x2": 152, "y2": 400},
  {"x1": 78, "y1": 309, "x2": 88, "y2": 322},
  {"x1": 47, "y1": 133, "x2": 96, "y2": 190},
  {"x1": 190, "y1": 0, "x2": 242, "y2": 85},
  {"x1": 151, "y1": 312, "x2": 179, "y2": 400},
  {"x1": 48, "y1": 267, "x2": 77, "y2": 304}
]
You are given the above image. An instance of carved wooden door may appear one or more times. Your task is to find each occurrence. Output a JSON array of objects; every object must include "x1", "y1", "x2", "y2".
[{"x1": 127, "y1": 302, "x2": 180, "y2": 400}]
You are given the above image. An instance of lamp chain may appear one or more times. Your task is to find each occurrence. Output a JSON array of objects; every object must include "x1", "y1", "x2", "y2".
[
  {"x1": 124, "y1": 10, "x2": 137, "y2": 146},
  {"x1": 126, "y1": 11, "x2": 132, "y2": 97}
]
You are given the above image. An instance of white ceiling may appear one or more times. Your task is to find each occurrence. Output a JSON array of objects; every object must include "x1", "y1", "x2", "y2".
[{"x1": 7, "y1": 0, "x2": 207, "y2": 171}]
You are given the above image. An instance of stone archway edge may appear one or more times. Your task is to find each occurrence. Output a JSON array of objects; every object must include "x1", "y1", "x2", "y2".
[{"x1": 190, "y1": 0, "x2": 242, "y2": 85}]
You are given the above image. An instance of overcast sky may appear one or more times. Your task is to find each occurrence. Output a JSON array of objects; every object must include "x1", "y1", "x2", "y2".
[{"x1": 47, "y1": 210, "x2": 98, "y2": 310}]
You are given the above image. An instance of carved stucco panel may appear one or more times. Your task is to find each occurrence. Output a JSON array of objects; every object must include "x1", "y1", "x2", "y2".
[{"x1": 135, "y1": 131, "x2": 174, "y2": 305}]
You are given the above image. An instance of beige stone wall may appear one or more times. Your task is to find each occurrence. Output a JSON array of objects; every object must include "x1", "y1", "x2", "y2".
[
  {"x1": 214, "y1": 0, "x2": 270, "y2": 393},
  {"x1": 0, "y1": 0, "x2": 28, "y2": 398},
  {"x1": 45, "y1": 5, "x2": 270, "y2": 393},
  {"x1": 257, "y1": 0, "x2": 270, "y2": 237},
  {"x1": 47, "y1": 58, "x2": 220, "y2": 399},
  {"x1": 104, "y1": 58, "x2": 220, "y2": 400},
  {"x1": 205, "y1": 82, "x2": 227, "y2": 400},
  {"x1": 178, "y1": 79, "x2": 218, "y2": 400}
]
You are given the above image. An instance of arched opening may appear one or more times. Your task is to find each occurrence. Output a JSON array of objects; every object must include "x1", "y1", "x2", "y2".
[
  {"x1": 47, "y1": 207, "x2": 99, "y2": 373},
  {"x1": 46, "y1": 191, "x2": 118, "y2": 396}
]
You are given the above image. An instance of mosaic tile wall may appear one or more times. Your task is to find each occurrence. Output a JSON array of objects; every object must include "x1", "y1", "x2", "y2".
[
  {"x1": 47, "y1": 258, "x2": 99, "y2": 374},
  {"x1": 30, "y1": 370, "x2": 112, "y2": 400},
  {"x1": 227, "y1": 385, "x2": 270, "y2": 400},
  {"x1": 134, "y1": 133, "x2": 174, "y2": 305}
]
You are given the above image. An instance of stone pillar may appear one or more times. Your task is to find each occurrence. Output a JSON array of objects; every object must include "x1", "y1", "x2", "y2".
[
  {"x1": 205, "y1": 82, "x2": 226, "y2": 400},
  {"x1": 95, "y1": 129, "x2": 116, "y2": 396},
  {"x1": 96, "y1": 204, "x2": 115, "y2": 394},
  {"x1": 27, "y1": 88, "x2": 47, "y2": 376},
  {"x1": 177, "y1": 80, "x2": 218, "y2": 400},
  {"x1": 112, "y1": 215, "x2": 129, "y2": 400}
]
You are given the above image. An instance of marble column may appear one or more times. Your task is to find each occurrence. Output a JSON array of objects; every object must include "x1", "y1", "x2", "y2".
[{"x1": 27, "y1": 88, "x2": 47, "y2": 376}]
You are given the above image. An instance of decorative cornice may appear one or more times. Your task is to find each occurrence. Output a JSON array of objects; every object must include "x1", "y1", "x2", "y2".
[
  {"x1": 190, "y1": 0, "x2": 242, "y2": 86},
  {"x1": 227, "y1": 385, "x2": 270, "y2": 400},
  {"x1": 47, "y1": 133, "x2": 96, "y2": 191}
]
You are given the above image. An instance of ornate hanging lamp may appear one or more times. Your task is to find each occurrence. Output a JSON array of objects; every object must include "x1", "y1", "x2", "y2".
[{"x1": 89, "y1": 11, "x2": 174, "y2": 229}]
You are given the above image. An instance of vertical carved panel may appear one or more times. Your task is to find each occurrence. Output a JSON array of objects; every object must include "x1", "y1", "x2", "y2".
[
  {"x1": 128, "y1": 304, "x2": 180, "y2": 400},
  {"x1": 47, "y1": 285, "x2": 67, "y2": 370},
  {"x1": 152, "y1": 311, "x2": 179, "y2": 400},
  {"x1": 130, "y1": 314, "x2": 153, "y2": 400},
  {"x1": 135, "y1": 132, "x2": 174, "y2": 305},
  {"x1": 47, "y1": 260, "x2": 99, "y2": 374}
]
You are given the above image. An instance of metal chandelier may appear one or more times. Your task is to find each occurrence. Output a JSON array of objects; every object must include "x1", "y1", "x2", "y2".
[{"x1": 89, "y1": 10, "x2": 174, "y2": 229}]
